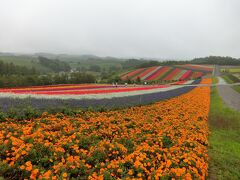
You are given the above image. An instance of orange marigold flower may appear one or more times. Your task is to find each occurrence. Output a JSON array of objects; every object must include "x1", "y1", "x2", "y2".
[
  {"x1": 25, "y1": 161, "x2": 33, "y2": 171},
  {"x1": 25, "y1": 161, "x2": 32, "y2": 166},
  {"x1": 30, "y1": 169, "x2": 39, "y2": 179},
  {"x1": 128, "y1": 169, "x2": 133, "y2": 175},
  {"x1": 43, "y1": 170, "x2": 51, "y2": 179}
]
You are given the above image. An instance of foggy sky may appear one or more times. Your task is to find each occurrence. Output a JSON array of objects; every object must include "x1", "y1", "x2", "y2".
[{"x1": 0, "y1": 0, "x2": 240, "y2": 59}]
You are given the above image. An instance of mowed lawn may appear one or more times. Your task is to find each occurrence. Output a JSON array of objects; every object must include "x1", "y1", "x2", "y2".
[
  {"x1": 208, "y1": 86, "x2": 240, "y2": 179},
  {"x1": 221, "y1": 68, "x2": 240, "y2": 73},
  {"x1": 233, "y1": 85, "x2": 240, "y2": 93}
]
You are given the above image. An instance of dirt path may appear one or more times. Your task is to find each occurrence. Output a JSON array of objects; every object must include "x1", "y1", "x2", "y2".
[{"x1": 215, "y1": 65, "x2": 240, "y2": 111}]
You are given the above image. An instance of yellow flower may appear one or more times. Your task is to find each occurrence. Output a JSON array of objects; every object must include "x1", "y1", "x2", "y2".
[{"x1": 62, "y1": 173, "x2": 68, "y2": 178}]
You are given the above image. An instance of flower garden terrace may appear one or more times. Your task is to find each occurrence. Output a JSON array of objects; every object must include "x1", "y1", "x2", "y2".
[
  {"x1": 0, "y1": 80, "x2": 205, "y2": 111},
  {"x1": 0, "y1": 78, "x2": 212, "y2": 179}
]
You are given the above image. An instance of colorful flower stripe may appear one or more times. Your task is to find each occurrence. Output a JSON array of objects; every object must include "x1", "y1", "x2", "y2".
[
  {"x1": 191, "y1": 72, "x2": 203, "y2": 79},
  {"x1": 174, "y1": 69, "x2": 187, "y2": 80},
  {"x1": 8, "y1": 86, "x2": 145, "y2": 94},
  {"x1": 0, "y1": 83, "x2": 103, "y2": 90},
  {"x1": 146, "y1": 66, "x2": 170, "y2": 81},
  {"x1": 14, "y1": 85, "x2": 169, "y2": 95},
  {"x1": 185, "y1": 71, "x2": 194, "y2": 79},
  {"x1": 190, "y1": 64, "x2": 214, "y2": 70},
  {"x1": 181, "y1": 64, "x2": 213, "y2": 72},
  {"x1": 0, "y1": 85, "x2": 119, "y2": 93},
  {"x1": 171, "y1": 80, "x2": 187, "y2": 85},
  {"x1": 129, "y1": 68, "x2": 149, "y2": 80},
  {"x1": 141, "y1": 66, "x2": 163, "y2": 80},
  {"x1": 201, "y1": 78, "x2": 212, "y2": 84},
  {"x1": 0, "y1": 84, "x2": 111, "y2": 92},
  {"x1": 154, "y1": 67, "x2": 173, "y2": 81},
  {"x1": 121, "y1": 68, "x2": 146, "y2": 80},
  {"x1": 163, "y1": 68, "x2": 181, "y2": 81},
  {"x1": 132, "y1": 66, "x2": 159, "y2": 80},
  {"x1": 121, "y1": 65, "x2": 209, "y2": 82},
  {"x1": 179, "y1": 70, "x2": 192, "y2": 80},
  {"x1": 0, "y1": 85, "x2": 186, "y2": 101},
  {"x1": 0, "y1": 81, "x2": 211, "y2": 179}
]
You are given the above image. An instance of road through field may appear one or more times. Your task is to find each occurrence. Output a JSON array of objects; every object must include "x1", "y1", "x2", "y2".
[
  {"x1": 214, "y1": 65, "x2": 240, "y2": 111},
  {"x1": 217, "y1": 77, "x2": 240, "y2": 111}
]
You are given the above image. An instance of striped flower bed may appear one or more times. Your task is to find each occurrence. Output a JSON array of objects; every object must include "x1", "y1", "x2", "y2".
[
  {"x1": 146, "y1": 67, "x2": 171, "y2": 81},
  {"x1": 21, "y1": 86, "x2": 170, "y2": 95},
  {"x1": 0, "y1": 85, "x2": 116, "y2": 93},
  {"x1": 0, "y1": 79, "x2": 198, "y2": 101},
  {"x1": 0, "y1": 84, "x2": 171, "y2": 94},
  {"x1": 132, "y1": 66, "x2": 159, "y2": 80},
  {"x1": 178, "y1": 64, "x2": 214, "y2": 72},
  {"x1": 163, "y1": 68, "x2": 181, "y2": 81},
  {"x1": 121, "y1": 68, "x2": 146, "y2": 80},
  {"x1": 191, "y1": 72, "x2": 203, "y2": 79},
  {"x1": 179, "y1": 70, "x2": 192, "y2": 80},
  {"x1": 121, "y1": 65, "x2": 209, "y2": 82},
  {"x1": 0, "y1": 79, "x2": 201, "y2": 112}
]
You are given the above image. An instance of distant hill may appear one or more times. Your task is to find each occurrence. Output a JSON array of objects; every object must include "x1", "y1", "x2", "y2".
[{"x1": 191, "y1": 56, "x2": 240, "y2": 65}]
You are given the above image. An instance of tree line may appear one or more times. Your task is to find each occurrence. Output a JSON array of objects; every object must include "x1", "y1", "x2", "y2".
[
  {"x1": 0, "y1": 61, "x2": 37, "y2": 75},
  {"x1": 122, "y1": 56, "x2": 240, "y2": 69},
  {"x1": 191, "y1": 56, "x2": 240, "y2": 65},
  {"x1": 0, "y1": 59, "x2": 96, "y2": 87}
]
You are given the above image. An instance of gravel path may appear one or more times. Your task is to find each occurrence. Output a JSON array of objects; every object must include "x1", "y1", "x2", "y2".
[
  {"x1": 216, "y1": 66, "x2": 240, "y2": 111},
  {"x1": 217, "y1": 84, "x2": 240, "y2": 111}
]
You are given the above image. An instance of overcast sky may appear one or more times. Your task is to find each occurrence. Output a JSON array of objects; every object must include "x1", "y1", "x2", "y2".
[{"x1": 0, "y1": 0, "x2": 239, "y2": 59}]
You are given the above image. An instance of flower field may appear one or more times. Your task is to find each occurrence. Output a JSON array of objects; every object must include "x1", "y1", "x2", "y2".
[
  {"x1": 0, "y1": 80, "x2": 200, "y2": 112},
  {"x1": 0, "y1": 81, "x2": 196, "y2": 100},
  {"x1": 121, "y1": 64, "x2": 212, "y2": 82},
  {"x1": 0, "y1": 79, "x2": 211, "y2": 179},
  {"x1": 0, "y1": 84, "x2": 169, "y2": 95}
]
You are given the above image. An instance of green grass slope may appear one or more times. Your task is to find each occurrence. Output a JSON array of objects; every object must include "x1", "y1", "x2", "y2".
[
  {"x1": 233, "y1": 85, "x2": 240, "y2": 93},
  {"x1": 208, "y1": 85, "x2": 240, "y2": 179}
]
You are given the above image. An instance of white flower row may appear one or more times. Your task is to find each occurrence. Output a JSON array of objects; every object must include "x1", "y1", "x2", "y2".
[{"x1": 183, "y1": 80, "x2": 194, "y2": 84}]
